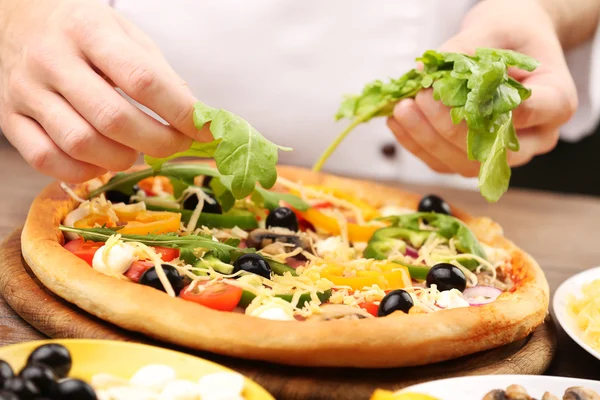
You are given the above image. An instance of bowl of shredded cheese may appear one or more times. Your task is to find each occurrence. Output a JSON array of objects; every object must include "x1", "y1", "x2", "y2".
[{"x1": 554, "y1": 266, "x2": 600, "y2": 361}]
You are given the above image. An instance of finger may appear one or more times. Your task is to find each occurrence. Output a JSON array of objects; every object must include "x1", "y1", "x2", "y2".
[
  {"x1": 78, "y1": 28, "x2": 199, "y2": 139},
  {"x1": 386, "y1": 118, "x2": 451, "y2": 174},
  {"x1": 511, "y1": 76, "x2": 578, "y2": 130},
  {"x1": 43, "y1": 59, "x2": 193, "y2": 157},
  {"x1": 414, "y1": 89, "x2": 469, "y2": 154},
  {"x1": 392, "y1": 100, "x2": 480, "y2": 177},
  {"x1": 507, "y1": 127, "x2": 559, "y2": 167},
  {"x1": 17, "y1": 89, "x2": 139, "y2": 171},
  {"x1": 2, "y1": 112, "x2": 106, "y2": 183}
]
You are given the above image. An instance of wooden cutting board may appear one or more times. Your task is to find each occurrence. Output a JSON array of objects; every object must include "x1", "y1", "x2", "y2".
[{"x1": 0, "y1": 229, "x2": 556, "y2": 400}]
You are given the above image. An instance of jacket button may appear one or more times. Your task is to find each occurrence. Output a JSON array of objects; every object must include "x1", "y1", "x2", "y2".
[{"x1": 381, "y1": 143, "x2": 397, "y2": 158}]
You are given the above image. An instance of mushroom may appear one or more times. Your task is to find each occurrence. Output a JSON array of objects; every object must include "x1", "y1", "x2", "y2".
[
  {"x1": 483, "y1": 389, "x2": 508, "y2": 400},
  {"x1": 563, "y1": 387, "x2": 600, "y2": 400},
  {"x1": 542, "y1": 393, "x2": 560, "y2": 400},
  {"x1": 505, "y1": 384, "x2": 532, "y2": 400},
  {"x1": 308, "y1": 304, "x2": 374, "y2": 321},
  {"x1": 247, "y1": 228, "x2": 311, "y2": 253}
]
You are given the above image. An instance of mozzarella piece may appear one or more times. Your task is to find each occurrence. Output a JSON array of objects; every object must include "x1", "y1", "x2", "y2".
[
  {"x1": 63, "y1": 205, "x2": 92, "y2": 240},
  {"x1": 158, "y1": 380, "x2": 200, "y2": 400},
  {"x1": 92, "y1": 242, "x2": 138, "y2": 276},
  {"x1": 436, "y1": 289, "x2": 470, "y2": 309},
  {"x1": 130, "y1": 364, "x2": 177, "y2": 393},
  {"x1": 254, "y1": 306, "x2": 295, "y2": 321},
  {"x1": 197, "y1": 372, "x2": 245, "y2": 400}
]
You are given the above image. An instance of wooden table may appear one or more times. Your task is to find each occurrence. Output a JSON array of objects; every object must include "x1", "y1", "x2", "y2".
[{"x1": 1, "y1": 135, "x2": 599, "y2": 380}]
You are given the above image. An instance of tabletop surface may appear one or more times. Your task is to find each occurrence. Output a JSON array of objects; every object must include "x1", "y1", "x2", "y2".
[{"x1": 1, "y1": 135, "x2": 599, "y2": 381}]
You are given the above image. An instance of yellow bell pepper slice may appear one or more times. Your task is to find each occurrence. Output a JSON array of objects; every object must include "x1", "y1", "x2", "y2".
[
  {"x1": 320, "y1": 263, "x2": 411, "y2": 291},
  {"x1": 370, "y1": 389, "x2": 440, "y2": 400},
  {"x1": 298, "y1": 208, "x2": 383, "y2": 242},
  {"x1": 304, "y1": 185, "x2": 380, "y2": 221},
  {"x1": 117, "y1": 211, "x2": 181, "y2": 235},
  {"x1": 73, "y1": 214, "x2": 117, "y2": 229}
]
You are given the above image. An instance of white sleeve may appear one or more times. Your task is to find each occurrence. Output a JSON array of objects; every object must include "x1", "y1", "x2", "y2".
[{"x1": 560, "y1": 24, "x2": 600, "y2": 142}]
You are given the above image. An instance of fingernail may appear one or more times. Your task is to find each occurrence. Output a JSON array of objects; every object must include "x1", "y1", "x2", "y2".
[{"x1": 395, "y1": 100, "x2": 420, "y2": 129}]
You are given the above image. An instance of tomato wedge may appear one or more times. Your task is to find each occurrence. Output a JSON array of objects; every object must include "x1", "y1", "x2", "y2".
[
  {"x1": 153, "y1": 247, "x2": 179, "y2": 262},
  {"x1": 63, "y1": 239, "x2": 105, "y2": 266},
  {"x1": 179, "y1": 281, "x2": 243, "y2": 312},
  {"x1": 358, "y1": 302, "x2": 379, "y2": 317},
  {"x1": 124, "y1": 261, "x2": 153, "y2": 282}
]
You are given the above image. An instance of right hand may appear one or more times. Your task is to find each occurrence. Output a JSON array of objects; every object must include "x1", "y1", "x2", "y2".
[{"x1": 0, "y1": 0, "x2": 204, "y2": 183}]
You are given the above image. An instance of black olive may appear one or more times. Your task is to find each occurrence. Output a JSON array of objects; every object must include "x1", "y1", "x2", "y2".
[
  {"x1": 139, "y1": 264, "x2": 185, "y2": 295},
  {"x1": 104, "y1": 190, "x2": 130, "y2": 204},
  {"x1": 19, "y1": 363, "x2": 57, "y2": 396},
  {"x1": 378, "y1": 290, "x2": 414, "y2": 316},
  {"x1": 426, "y1": 263, "x2": 467, "y2": 292},
  {"x1": 202, "y1": 175, "x2": 213, "y2": 188},
  {"x1": 418, "y1": 194, "x2": 451, "y2": 215},
  {"x1": 3, "y1": 377, "x2": 39, "y2": 399},
  {"x1": 56, "y1": 379, "x2": 97, "y2": 400},
  {"x1": 233, "y1": 254, "x2": 272, "y2": 279},
  {"x1": 0, "y1": 361, "x2": 14, "y2": 387},
  {"x1": 183, "y1": 193, "x2": 222, "y2": 214},
  {"x1": 27, "y1": 344, "x2": 72, "y2": 379},
  {"x1": 265, "y1": 207, "x2": 298, "y2": 231},
  {"x1": 0, "y1": 390, "x2": 18, "y2": 400}
]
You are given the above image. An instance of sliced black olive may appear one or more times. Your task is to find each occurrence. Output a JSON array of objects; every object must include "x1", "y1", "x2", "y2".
[
  {"x1": 418, "y1": 194, "x2": 451, "y2": 215},
  {"x1": 266, "y1": 207, "x2": 298, "y2": 231},
  {"x1": 0, "y1": 390, "x2": 18, "y2": 400},
  {"x1": 19, "y1": 363, "x2": 57, "y2": 396},
  {"x1": 56, "y1": 379, "x2": 97, "y2": 400},
  {"x1": 426, "y1": 263, "x2": 467, "y2": 292},
  {"x1": 202, "y1": 175, "x2": 213, "y2": 188},
  {"x1": 139, "y1": 264, "x2": 185, "y2": 296},
  {"x1": 3, "y1": 377, "x2": 39, "y2": 399},
  {"x1": 378, "y1": 289, "x2": 414, "y2": 316},
  {"x1": 27, "y1": 344, "x2": 72, "y2": 379},
  {"x1": 104, "y1": 190, "x2": 131, "y2": 204},
  {"x1": 233, "y1": 254, "x2": 272, "y2": 279},
  {"x1": 0, "y1": 361, "x2": 14, "y2": 387},
  {"x1": 183, "y1": 193, "x2": 222, "y2": 214}
]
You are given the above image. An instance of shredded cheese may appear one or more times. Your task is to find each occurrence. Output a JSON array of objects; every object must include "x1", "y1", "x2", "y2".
[{"x1": 568, "y1": 279, "x2": 600, "y2": 351}]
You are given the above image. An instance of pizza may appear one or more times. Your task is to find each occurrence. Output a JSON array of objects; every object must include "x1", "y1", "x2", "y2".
[{"x1": 21, "y1": 162, "x2": 549, "y2": 368}]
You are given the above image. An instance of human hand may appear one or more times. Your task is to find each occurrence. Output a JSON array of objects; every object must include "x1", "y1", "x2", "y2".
[
  {"x1": 0, "y1": 0, "x2": 204, "y2": 183},
  {"x1": 387, "y1": 0, "x2": 578, "y2": 177}
]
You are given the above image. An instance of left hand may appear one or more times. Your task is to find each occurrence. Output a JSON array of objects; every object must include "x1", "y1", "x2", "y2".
[{"x1": 387, "y1": 0, "x2": 578, "y2": 177}]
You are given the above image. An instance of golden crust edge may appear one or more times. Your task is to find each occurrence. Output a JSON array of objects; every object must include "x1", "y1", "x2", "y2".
[{"x1": 20, "y1": 163, "x2": 549, "y2": 368}]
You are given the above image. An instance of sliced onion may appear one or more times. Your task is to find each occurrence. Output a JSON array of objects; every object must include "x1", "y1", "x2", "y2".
[
  {"x1": 463, "y1": 286, "x2": 502, "y2": 306},
  {"x1": 405, "y1": 246, "x2": 419, "y2": 259}
]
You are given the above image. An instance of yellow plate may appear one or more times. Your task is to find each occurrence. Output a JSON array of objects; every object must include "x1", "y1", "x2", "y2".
[{"x1": 0, "y1": 339, "x2": 274, "y2": 400}]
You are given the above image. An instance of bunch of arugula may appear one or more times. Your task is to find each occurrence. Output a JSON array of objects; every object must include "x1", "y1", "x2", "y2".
[{"x1": 312, "y1": 48, "x2": 539, "y2": 203}]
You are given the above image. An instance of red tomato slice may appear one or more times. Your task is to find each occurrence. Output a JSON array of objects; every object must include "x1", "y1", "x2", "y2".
[
  {"x1": 153, "y1": 247, "x2": 179, "y2": 262},
  {"x1": 124, "y1": 261, "x2": 153, "y2": 282},
  {"x1": 179, "y1": 281, "x2": 243, "y2": 312},
  {"x1": 358, "y1": 302, "x2": 379, "y2": 317},
  {"x1": 63, "y1": 239, "x2": 105, "y2": 266}
]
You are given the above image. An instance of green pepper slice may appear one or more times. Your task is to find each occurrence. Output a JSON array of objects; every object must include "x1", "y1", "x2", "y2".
[
  {"x1": 145, "y1": 205, "x2": 258, "y2": 229},
  {"x1": 238, "y1": 289, "x2": 332, "y2": 308}
]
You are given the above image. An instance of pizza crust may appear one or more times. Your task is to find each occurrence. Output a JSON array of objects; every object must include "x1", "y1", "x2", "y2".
[{"x1": 21, "y1": 164, "x2": 549, "y2": 368}]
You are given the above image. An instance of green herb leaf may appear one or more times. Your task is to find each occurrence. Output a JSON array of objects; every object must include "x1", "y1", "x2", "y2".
[
  {"x1": 209, "y1": 176, "x2": 236, "y2": 212},
  {"x1": 144, "y1": 140, "x2": 221, "y2": 172},
  {"x1": 251, "y1": 186, "x2": 310, "y2": 211},
  {"x1": 316, "y1": 47, "x2": 539, "y2": 203}
]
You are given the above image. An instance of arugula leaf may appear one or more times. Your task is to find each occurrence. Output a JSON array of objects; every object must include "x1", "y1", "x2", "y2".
[
  {"x1": 145, "y1": 140, "x2": 221, "y2": 171},
  {"x1": 209, "y1": 176, "x2": 236, "y2": 212},
  {"x1": 251, "y1": 186, "x2": 310, "y2": 211},
  {"x1": 315, "y1": 47, "x2": 539, "y2": 203},
  {"x1": 144, "y1": 101, "x2": 291, "y2": 200}
]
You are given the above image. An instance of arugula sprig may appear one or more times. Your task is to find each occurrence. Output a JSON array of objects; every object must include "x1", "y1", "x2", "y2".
[
  {"x1": 313, "y1": 48, "x2": 539, "y2": 203},
  {"x1": 145, "y1": 101, "x2": 291, "y2": 199},
  {"x1": 59, "y1": 226, "x2": 297, "y2": 276}
]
